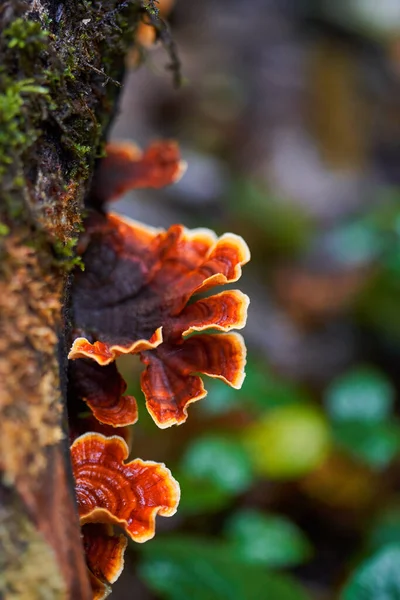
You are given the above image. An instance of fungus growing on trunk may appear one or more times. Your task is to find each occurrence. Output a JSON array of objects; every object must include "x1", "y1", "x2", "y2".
[
  {"x1": 69, "y1": 212, "x2": 250, "y2": 427},
  {"x1": 83, "y1": 523, "x2": 127, "y2": 592},
  {"x1": 71, "y1": 433, "x2": 180, "y2": 597},
  {"x1": 67, "y1": 140, "x2": 249, "y2": 597},
  {"x1": 91, "y1": 141, "x2": 186, "y2": 205},
  {"x1": 69, "y1": 359, "x2": 138, "y2": 427}
]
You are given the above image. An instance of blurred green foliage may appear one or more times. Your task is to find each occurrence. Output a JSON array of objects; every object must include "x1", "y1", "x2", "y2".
[
  {"x1": 180, "y1": 435, "x2": 254, "y2": 494},
  {"x1": 342, "y1": 545, "x2": 400, "y2": 600},
  {"x1": 325, "y1": 368, "x2": 395, "y2": 423},
  {"x1": 354, "y1": 194, "x2": 400, "y2": 339},
  {"x1": 138, "y1": 535, "x2": 311, "y2": 600},
  {"x1": 177, "y1": 435, "x2": 254, "y2": 514},
  {"x1": 200, "y1": 361, "x2": 310, "y2": 417},
  {"x1": 116, "y1": 2, "x2": 400, "y2": 594},
  {"x1": 243, "y1": 404, "x2": 331, "y2": 479},
  {"x1": 229, "y1": 179, "x2": 313, "y2": 257},
  {"x1": 325, "y1": 367, "x2": 400, "y2": 469},
  {"x1": 332, "y1": 421, "x2": 400, "y2": 470},
  {"x1": 368, "y1": 508, "x2": 400, "y2": 553},
  {"x1": 224, "y1": 509, "x2": 312, "y2": 568}
]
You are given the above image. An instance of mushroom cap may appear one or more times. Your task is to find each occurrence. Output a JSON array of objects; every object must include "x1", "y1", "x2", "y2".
[
  {"x1": 88, "y1": 570, "x2": 111, "y2": 600},
  {"x1": 69, "y1": 212, "x2": 250, "y2": 428},
  {"x1": 91, "y1": 140, "x2": 186, "y2": 205},
  {"x1": 71, "y1": 433, "x2": 180, "y2": 542},
  {"x1": 141, "y1": 332, "x2": 247, "y2": 428},
  {"x1": 69, "y1": 359, "x2": 138, "y2": 427},
  {"x1": 83, "y1": 523, "x2": 127, "y2": 585}
]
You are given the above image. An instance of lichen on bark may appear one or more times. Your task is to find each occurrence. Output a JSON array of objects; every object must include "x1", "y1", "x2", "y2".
[{"x1": 0, "y1": 0, "x2": 158, "y2": 597}]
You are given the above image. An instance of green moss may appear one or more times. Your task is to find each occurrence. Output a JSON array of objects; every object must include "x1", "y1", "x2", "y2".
[
  {"x1": 0, "y1": 79, "x2": 49, "y2": 175},
  {"x1": 0, "y1": 19, "x2": 50, "y2": 177},
  {"x1": 0, "y1": 1, "x2": 175, "y2": 257},
  {"x1": 5, "y1": 18, "x2": 49, "y2": 51},
  {"x1": 53, "y1": 237, "x2": 85, "y2": 272},
  {"x1": 142, "y1": 1, "x2": 160, "y2": 16},
  {"x1": 0, "y1": 16, "x2": 52, "y2": 219},
  {"x1": 73, "y1": 144, "x2": 92, "y2": 158}
]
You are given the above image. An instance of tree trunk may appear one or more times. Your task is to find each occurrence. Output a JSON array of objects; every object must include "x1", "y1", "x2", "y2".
[{"x1": 0, "y1": 1, "x2": 149, "y2": 597}]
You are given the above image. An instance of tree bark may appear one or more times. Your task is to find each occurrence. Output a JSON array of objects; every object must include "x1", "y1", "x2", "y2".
[{"x1": 0, "y1": 1, "x2": 149, "y2": 597}]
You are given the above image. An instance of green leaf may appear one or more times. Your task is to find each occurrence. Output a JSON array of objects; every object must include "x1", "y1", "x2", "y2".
[
  {"x1": 225, "y1": 509, "x2": 312, "y2": 568},
  {"x1": 176, "y1": 472, "x2": 232, "y2": 515},
  {"x1": 325, "y1": 368, "x2": 395, "y2": 423},
  {"x1": 342, "y1": 545, "x2": 400, "y2": 600},
  {"x1": 199, "y1": 379, "x2": 241, "y2": 416},
  {"x1": 139, "y1": 535, "x2": 311, "y2": 600},
  {"x1": 243, "y1": 404, "x2": 330, "y2": 479},
  {"x1": 181, "y1": 435, "x2": 254, "y2": 494},
  {"x1": 326, "y1": 222, "x2": 381, "y2": 268},
  {"x1": 368, "y1": 508, "x2": 400, "y2": 552},
  {"x1": 199, "y1": 360, "x2": 309, "y2": 417},
  {"x1": 244, "y1": 361, "x2": 310, "y2": 411},
  {"x1": 0, "y1": 223, "x2": 9, "y2": 236},
  {"x1": 333, "y1": 421, "x2": 400, "y2": 470}
]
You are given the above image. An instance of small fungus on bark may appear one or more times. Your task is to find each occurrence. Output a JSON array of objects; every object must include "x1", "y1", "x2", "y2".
[
  {"x1": 71, "y1": 433, "x2": 180, "y2": 540},
  {"x1": 69, "y1": 359, "x2": 138, "y2": 427},
  {"x1": 91, "y1": 141, "x2": 186, "y2": 205},
  {"x1": 71, "y1": 433, "x2": 180, "y2": 597},
  {"x1": 83, "y1": 523, "x2": 127, "y2": 589}
]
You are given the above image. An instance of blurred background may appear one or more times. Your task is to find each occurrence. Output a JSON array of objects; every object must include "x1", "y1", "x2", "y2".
[{"x1": 110, "y1": 0, "x2": 400, "y2": 598}]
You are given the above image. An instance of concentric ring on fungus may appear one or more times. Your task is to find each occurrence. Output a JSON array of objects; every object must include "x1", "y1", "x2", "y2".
[{"x1": 71, "y1": 433, "x2": 180, "y2": 597}]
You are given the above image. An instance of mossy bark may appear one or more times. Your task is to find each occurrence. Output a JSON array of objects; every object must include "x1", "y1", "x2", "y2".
[{"x1": 0, "y1": 1, "x2": 151, "y2": 597}]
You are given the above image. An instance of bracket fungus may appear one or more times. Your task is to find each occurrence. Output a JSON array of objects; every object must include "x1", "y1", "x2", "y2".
[
  {"x1": 68, "y1": 211, "x2": 250, "y2": 428},
  {"x1": 91, "y1": 140, "x2": 186, "y2": 205},
  {"x1": 69, "y1": 359, "x2": 138, "y2": 427},
  {"x1": 84, "y1": 524, "x2": 127, "y2": 599},
  {"x1": 71, "y1": 433, "x2": 180, "y2": 597},
  {"x1": 67, "y1": 140, "x2": 249, "y2": 597}
]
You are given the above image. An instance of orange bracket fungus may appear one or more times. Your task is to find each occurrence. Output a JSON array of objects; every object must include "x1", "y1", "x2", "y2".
[
  {"x1": 91, "y1": 140, "x2": 186, "y2": 205},
  {"x1": 67, "y1": 140, "x2": 249, "y2": 597},
  {"x1": 69, "y1": 359, "x2": 138, "y2": 427},
  {"x1": 68, "y1": 211, "x2": 250, "y2": 428},
  {"x1": 84, "y1": 524, "x2": 127, "y2": 599},
  {"x1": 71, "y1": 433, "x2": 180, "y2": 597}
]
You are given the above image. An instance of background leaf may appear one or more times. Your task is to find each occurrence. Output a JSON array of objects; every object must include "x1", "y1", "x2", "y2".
[
  {"x1": 180, "y1": 435, "x2": 254, "y2": 494},
  {"x1": 138, "y1": 535, "x2": 311, "y2": 600},
  {"x1": 325, "y1": 368, "x2": 395, "y2": 423},
  {"x1": 342, "y1": 545, "x2": 400, "y2": 600},
  {"x1": 224, "y1": 509, "x2": 312, "y2": 568},
  {"x1": 368, "y1": 508, "x2": 400, "y2": 552},
  {"x1": 176, "y1": 473, "x2": 232, "y2": 515},
  {"x1": 332, "y1": 421, "x2": 400, "y2": 470},
  {"x1": 242, "y1": 404, "x2": 331, "y2": 479}
]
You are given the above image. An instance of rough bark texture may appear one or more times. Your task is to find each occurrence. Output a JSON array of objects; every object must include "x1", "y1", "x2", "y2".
[{"x1": 0, "y1": 1, "x2": 152, "y2": 597}]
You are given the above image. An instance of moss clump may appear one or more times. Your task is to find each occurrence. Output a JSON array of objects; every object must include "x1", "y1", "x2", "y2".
[
  {"x1": 5, "y1": 17, "x2": 48, "y2": 51},
  {"x1": 0, "y1": 79, "x2": 49, "y2": 174},
  {"x1": 53, "y1": 236, "x2": 85, "y2": 272},
  {"x1": 0, "y1": 2, "x2": 145, "y2": 243},
  {"x1": 0, "y1": 16, "x2": 50, "y2": 217},
  {"x1": 0, "y1": 1, "x2": 176, "y2": 269}
]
